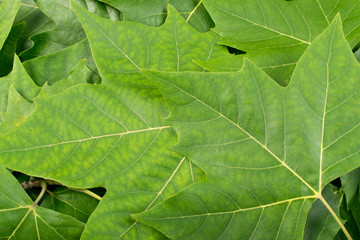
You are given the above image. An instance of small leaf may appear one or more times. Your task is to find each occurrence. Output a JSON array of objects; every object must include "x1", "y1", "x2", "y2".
[
  {"x1": 22, "y1": 39, "x2": 93, "y2": 86},
  {"x1": 341, "y1": 168, "x2": 360, "y2": 206},
  {"x1": 304, "y1": 184, "x2": 344, "y2": 240},
  {"x1": 0, "y1": 165, "x2": 84, "y2": 239},
  {"x1": 41, "y1": 187, "x2": 99, "y2": 223}
]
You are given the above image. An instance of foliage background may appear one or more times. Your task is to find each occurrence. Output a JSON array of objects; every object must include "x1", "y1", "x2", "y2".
[{"x1": 1, "y1": 0, "x2": 360, "y2": 239}]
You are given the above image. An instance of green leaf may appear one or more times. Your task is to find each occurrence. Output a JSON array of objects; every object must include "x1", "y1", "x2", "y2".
[
  {"x1": 19, "y1": 0, "x2": 87, "y2": 59},
  {"x1": 199, "y1": 0, "x2": 360, "y2": 85},
  {"x1": 335, "y1": 193, "x2": 360, "y2": 239},
  {"x1": 304, "y1": 184, "x2": 344, "y2": 240},
  {"x1": 81, "y1": 0, "x2": 121, "y2": 21},
  {"x1": 355, "y1": 48, "x2": 360, "y2": 63},
  {"x1": 72, "y1": 2, "x2": 227, "y2": 84},
  {"x1": 99, "y1": 0, "x2": 214, "y2": 32},
  {"x1": 0, "y1": 55, "x2": 39, "y2": 134},
  {"x1": 0, "y1": 165, "x2": 85, "y2": 239},
  {"x1": 0, "y1": 0, "x2": 21, "y2": 50},
  {"x1": 97, "y1": 0, "x2": 166, "y2": 26},
  {"x1": 19, "y1": 0, "x2": 119, "y2": 61},
  {"x1": 0, "y1": 1, "x2": 232, "y2": 238},
  {"x1": 134, "y1": 16, "x2": 360, "y2": 239},
  {"x1": 341, "y1": 168, "x2": 360, "y2": 205},
  {"x1": 0, "y1": 23, "x2": 25, "y2": 77},
  {"x1": 22, "y1": 39, "x2": 94, "y2": 86},
  {"x1": 12, "y1": 0, "x2": 53, "y2": 55},
  {"x1": 0, "y1": 55, "x2": 40, "y2": 114},
  {"x1": 0, "y1": 83, "x2": 199, "y2": 239},
  {"x1": 168, "y1": 0, "x2": 214, "y2": 32},
  {"x1": 38, "y1": 59, "x2": 100, "y2": 98},
  {"x1": 41, "y1": 187, "x2": 99, "y2": 223},
  {"x1": 0, "y1": 85, "x2": 35, "y2": 136}
]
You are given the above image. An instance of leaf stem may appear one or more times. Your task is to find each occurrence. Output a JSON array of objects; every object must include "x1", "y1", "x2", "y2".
[
  {"x1": 69, "y1": 188, "x2": 102, "y2": 201},
  {"x1": 318, "y1": 194, "x2": 352, "y2": 240},
  {"x1": 32, "y1": 181, "x2": 47, "y2": 207}
]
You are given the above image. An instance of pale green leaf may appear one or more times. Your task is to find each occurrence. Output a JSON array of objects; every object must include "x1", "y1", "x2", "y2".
[
  {"x1": 0, "y1": 165, "x2": 84, "y2": 239},
  {"x1": 134, "y1": 16, "x2": 360, "y2": 239}
]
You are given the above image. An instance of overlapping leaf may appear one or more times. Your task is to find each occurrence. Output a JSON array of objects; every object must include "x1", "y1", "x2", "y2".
[
  {"x1": 0, "y1": 0, "x2": 21, "y2": 50},
  {"x1": 0, "y1": 2, "x2": 233, "y2": 238},
  {"x1": 134, "y1": 17, "x2": 360, "y2": 239},
  {"x1": 0, "y1": 55, "x2": 39, "y2": 129},
  {"x1": 304, "y1": 184, "x2": 344, "y2": 240},
  {"x1": 11, "y1": 0, "x2": 53, "y2": 55},
  {"x1": 198, "y1": 0, "x2": 360, "y2": 85},
  {"x1": 19, "y1": 0, "x2": 120, "y2": 60},
  {"x1": 0, "y1": 165, "x2": 84, "y2": 239},
  {"x1": 0, "y1": 23, "x2": 25, "y2": 77},
  {"x1": 98, "y1": 0, "x2": 214, "y2": 32},
  {"x1": 41, "y1": 187, "x2": 99, "y2": 223},
  {"x1": 22, "y1": 39, "x2": 95, "y2": 86}
]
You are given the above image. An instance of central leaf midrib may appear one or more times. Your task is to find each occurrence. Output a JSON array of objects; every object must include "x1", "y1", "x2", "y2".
[
  {"x1": 0, "y1": 126, "x2": 170, "y2": 153},
  {"x1": 139, "y1": 196, "x2": 315, "y2": 219}
]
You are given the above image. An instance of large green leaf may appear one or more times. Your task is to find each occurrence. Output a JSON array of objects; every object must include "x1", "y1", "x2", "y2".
[
  {"x1": 199, "y1": 0, "x2": 360, "y2": 85},
  {"x1": 0, "y1": 165, "x2": 85, "y2": 239},
  {"x1": 0, "y1": 83, "x2": 200, "y2": 239},
  {"x1": 0, "y1": 0, "x2": 21, "y2": 50},
  {"x1": 134, "y1": 16, "x2": 360, "y2": 239},
  {"x1": 0, "y1": 2, "x2": 231, "y2": 238}
]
